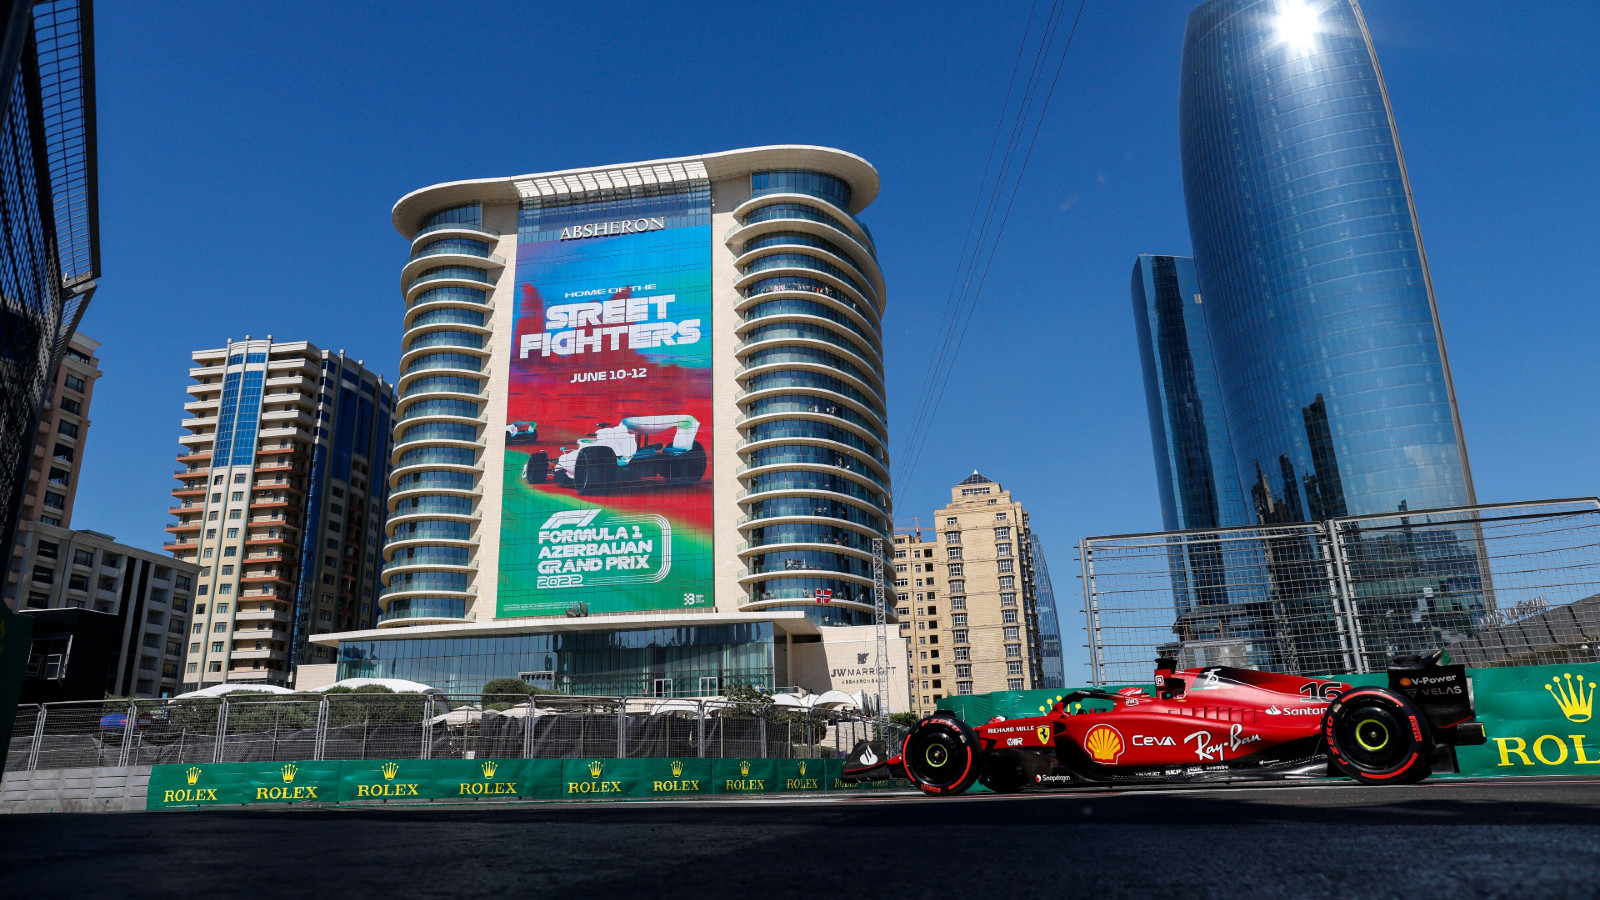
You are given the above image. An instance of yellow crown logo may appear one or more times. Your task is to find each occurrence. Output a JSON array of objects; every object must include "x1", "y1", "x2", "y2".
[
  {"x1": 588, "y1": 760, "x2": 603, "y2": 778},
  {"x1": 1084, "y1": 724, "x2": 1124, "y2": 764},
  {"x1": 1039, "y1": 694, "x2": 1066, "y2": 715},
  {"x1": 1547, "y1": 673, "x2": 1595, "y2": 723},
  {"x1": 797, "y1": 760, "x2": 807, "y2": 776},
  {"x1": 481, "y1": 760, "x2": 498, "y2": 779},
  {"x1": 381, "y1": 761, "x2": 400, "y2": 781},
  {"x1": 670, "y1": 760, "x2": 684, "y2": 777},
  {"x1": 280, "y1": 763, "x2": 298, "y2": 783},
  {"x1": 185, "y1": 766, "x2": 202, "y2": 786},
  {"x1": 739, "y1": 760, "x2": 751, "y2": 776}
]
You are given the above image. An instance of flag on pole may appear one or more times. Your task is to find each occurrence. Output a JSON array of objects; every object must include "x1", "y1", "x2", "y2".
[{"x1": 814, "y1": 588, "x2": 833, "y2": 604}]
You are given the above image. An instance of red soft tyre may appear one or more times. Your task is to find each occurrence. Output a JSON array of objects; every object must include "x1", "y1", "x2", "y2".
[
  {"x1": 1323, "y1": 687, "x2": 1433, "y2": 785},
  {"x1": 902, "y1": 714, "x2": 982, "y2": 796}
]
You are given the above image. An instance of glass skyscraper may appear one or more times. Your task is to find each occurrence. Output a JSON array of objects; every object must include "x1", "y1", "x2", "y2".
[
  {"x1": 1179, "y1": 0, "x2": 1475, "y2": 523},
  {"x1": 1131, "y1": 254, "x2": 1251, "y2": 532}
]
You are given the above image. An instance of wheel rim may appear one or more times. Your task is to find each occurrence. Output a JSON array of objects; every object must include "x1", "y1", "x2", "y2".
[
  {"x1": 907, "y1": 726, "x2": 968, "y2": 788},
  {"x1": 1335, "y1": 701, "x2": 1410, "y2": 770}
]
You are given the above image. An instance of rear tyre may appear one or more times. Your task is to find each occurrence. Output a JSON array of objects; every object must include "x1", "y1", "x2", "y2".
[
  {"x1": 902, "y1": 714, "x2": 982, "y2": 796},
  {"x1": 522, "y1": 451, "x2": 549, "y2": 485},
  {"x1": 1324, "y1": 687, "x2": 1433, "y2": 785},
  {"x1": 668, "y1": 442, "x2": 707, "y2": 484},
  {"x1": 573, "y1": 446, "x2": 616, "y2": 495}
]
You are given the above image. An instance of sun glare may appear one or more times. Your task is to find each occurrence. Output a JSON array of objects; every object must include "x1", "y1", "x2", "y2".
[{"x1": 1275, "y1": 0, "x2": 1321, "y2": 54}]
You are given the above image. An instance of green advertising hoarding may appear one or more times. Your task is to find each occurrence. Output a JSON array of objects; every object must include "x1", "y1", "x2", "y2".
[
  {"x1": 147, "y1": 757, "x2": 849, "y2": 809},
  {"x1": 0, "y1": 604, "x2": 32, "y2": 778}
]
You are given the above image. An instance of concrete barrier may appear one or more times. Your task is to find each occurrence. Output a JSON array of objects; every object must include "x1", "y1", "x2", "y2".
[{"x1": 1, "y1": 765, "x2": 149, "y2": 814}]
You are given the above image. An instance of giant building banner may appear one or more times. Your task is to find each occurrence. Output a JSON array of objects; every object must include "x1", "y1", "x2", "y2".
[{"x1": 499, "y1": 190, "x2": 714, "y2": 617}]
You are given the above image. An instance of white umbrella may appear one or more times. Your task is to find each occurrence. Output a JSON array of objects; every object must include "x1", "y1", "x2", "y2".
[
  {"x1": 813, "y1": 690, "x2": 861, "y2": 710},
  {"x1": 314, "y1": 677, "x2": 441, "y2": 694},
  {"x1": 771, "y1": 693, "x2": 812, "y2": 709},
  {"x1": 648, "y1": 699, "x2": 703, "y2": 716},
  {"x1": 172, "y1": 683, "x2": 300, "y2": 699},
  {"x1": 428, "y1": 705, "x2": 482, "y2": 727},
  {"x1": 492, "y1": 704, "x2": 558, "y2": 719}
]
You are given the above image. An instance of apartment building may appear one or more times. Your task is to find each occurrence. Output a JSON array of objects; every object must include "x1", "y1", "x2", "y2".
[
  {"x1": 9, "y1": 523, "x2": 198, "y2": 699},
  {"x1": 899, "y1": 473, "x2": 1046, "y2": 714},
  {"x1": 16, "y1": 333, "x2": 101, "y2": 530},
  {"x1": 167, "y1": 338, "x2": 394, "y2": 692}
]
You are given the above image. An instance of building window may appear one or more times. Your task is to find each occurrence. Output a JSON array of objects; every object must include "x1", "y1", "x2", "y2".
[
  {"x1": 60, "y1": 397, "x2": 80, "y2": 414},
  {"x1": 1002, "y1": 609, "x2": 1019, "y2": 624},
  {"x1": 952, "y1": 628, "x2": 968, "y2": 644},
  {"x1": 57, "y1": 420, "x2": 78, "y2": 438},
  {"x1": 951, "y1": 613, "x2": 967, "y2": 628},
  {"x1": 231, "y1": 491, "x2": 243, "y2": 502},
  {"x1": 1007, "y1": 660, "x2": 1023, "y2": 676},
  {"x1": 42, "y1": 492, "x2": 65, "y2": 510},
  {"x1": 950, "y1": 596, "x2": 966, "y2": 610},
  {"x1": 210, "y1": 641, "x2": 224, "y2": 652},
  {"x1": 956, "y1": 664, "x2": 972, "y2": 678},
  {"x1": 1005, "y1": 643, "x2": 1021, "y2": 658},
  {"x1": 72, "y1": 549, "x2": 93, "y2": 566},
  {"x1": 957, "y1": 682, "x2": 973, "y2": 695},
  {"x1": 996, "y1": 543, "x2": 1012, "y2": 557},
  {"x1": 208, "y1": 662, "x2": 222, "y2": 673},
  {"x1": 228, "y1": 510, "x2": 241, "y2": 520},
  {"x1": 947, "y1": 563, "x2": 963, "y2": 576},
  {"x1": 944, "y1": 531, "x2": 960, "y2": 544},
  {"x1": 226, "y1": 528, "x2": 239, "y2": 538},
  {"x1": 999, "y1": 576, "x2": 1016, "y2": 590},
  {"x1": 994, "y1": 527, "x2": 1010, "y2": 540},
  {"x1": 946, "y1": 547, "x2": 962, "y2": 561},
  {"x1": 64, "y1": 374, "x2": 85, "y2": 392},
  {"x1": 954, "y1": 646, "x2": 970, "y2": 661},
  {"x1": 998, "y1": 559, "x2": 1014, "y2": 573},
  {"x1": 1001, "y1": 592, "x2": 1016, "y2": 606},
  {"x1": 1008, "y1": 678, "x2": 1024, "y2": 690},
  {"x1": 218, "y1": 584, "x2": 232, "y2": 594},
  {"x1": 202, "y1": 549, "x2": 213, "y2": 559},
  {"x1": 1003, "y1": 626, "x2": 1020, "y2": 641}
]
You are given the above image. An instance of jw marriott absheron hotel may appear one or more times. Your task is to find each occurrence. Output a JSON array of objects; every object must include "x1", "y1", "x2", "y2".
[{"x1": 304, "y1": 147, "x2": 907, "y2": 706}]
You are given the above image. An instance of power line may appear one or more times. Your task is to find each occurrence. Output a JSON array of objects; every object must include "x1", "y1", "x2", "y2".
[{"x1": 895, "y1": 0, "x2": 1088, "y2": 504}]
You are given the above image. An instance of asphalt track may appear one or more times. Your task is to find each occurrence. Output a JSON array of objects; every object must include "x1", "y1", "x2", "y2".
[{"x1": 5, "y1": 778, "x2": 1600, "y2": 899}]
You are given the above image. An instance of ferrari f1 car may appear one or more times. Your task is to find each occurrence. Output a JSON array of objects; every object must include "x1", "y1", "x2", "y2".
[{"x1": 847, "y1": 651, "x2": 1486, "y2": 794}]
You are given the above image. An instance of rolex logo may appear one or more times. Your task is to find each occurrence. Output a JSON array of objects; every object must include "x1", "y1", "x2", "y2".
[
  {"x1": 281, "y1": 763, "x2": 298, "y2": 783},
  {"x1": 382, "y1": 761, "x2": 400, "y2": 781},
  {"x1": 588, "y1": 760, "x2": 604, "y2": 778},
  {"x1": 481, "y1": 760, "x2": 498, "y2": 779},
  {"x1": 739, "y1": 760, "x2": 751, "y2": 776},
  {"x1": 1547, "y1": 672, "x2": 1595, "y2": 723},
  {"x1": 185, "y1": 766, "x2": 202, "y2": 786},
  {"x1": 797, "y1": 761, "x2": 806, "y2": 776},
  {"x1": 670, "y1": 760, "x2": 684, "y2": 777}
]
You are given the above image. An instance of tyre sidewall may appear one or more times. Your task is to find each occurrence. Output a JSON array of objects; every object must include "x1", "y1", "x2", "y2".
[
  {"x1": 1323, "y1": 688, "x2": 1433, "y2": 785},
  {"x1": 903, "y1": 714, "x2": 981, "y2": 796}
]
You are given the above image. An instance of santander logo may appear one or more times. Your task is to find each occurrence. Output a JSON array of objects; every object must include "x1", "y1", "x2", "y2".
[{"x1": 1264, "y1": 705, "x2": 1326, "y2": 717}]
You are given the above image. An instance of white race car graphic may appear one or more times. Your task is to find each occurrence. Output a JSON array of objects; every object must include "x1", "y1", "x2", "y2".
[{"x1": 523, "y1": 415, "x2": 706, "y2": 495}]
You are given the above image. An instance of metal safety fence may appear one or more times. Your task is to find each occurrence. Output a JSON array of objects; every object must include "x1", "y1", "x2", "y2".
[
  {"x1": 1079, "y1": 498, "x2": 1600, "y2": 684},
  {"x1": 4, "y1": 693, "x2": 905, "y2": 773}
]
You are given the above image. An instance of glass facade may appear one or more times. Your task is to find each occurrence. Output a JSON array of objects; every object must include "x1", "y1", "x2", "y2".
[
  {"x1": 337, "y1": 623, "x2": 776, "y2": 696},
  {"x1": 1180, "y1": 0, "x2": 1474, "y2": 524}
]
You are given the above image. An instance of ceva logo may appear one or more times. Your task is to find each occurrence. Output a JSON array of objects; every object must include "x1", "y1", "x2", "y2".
[{"x1": 1547, "y1": 673, "x2": 1595, "y2": 723}]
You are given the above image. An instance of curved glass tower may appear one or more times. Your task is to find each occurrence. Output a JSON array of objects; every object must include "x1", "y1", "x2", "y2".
[{"x1": 1179, "y1": 0, "x2": 1475, "y2": 522}]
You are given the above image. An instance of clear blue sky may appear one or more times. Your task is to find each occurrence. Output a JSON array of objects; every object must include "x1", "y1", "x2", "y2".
[{"x1": 75, "y1": 2, "x2": 1600, "y2": 681}]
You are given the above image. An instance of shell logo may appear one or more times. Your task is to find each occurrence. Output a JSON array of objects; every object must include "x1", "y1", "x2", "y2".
[{"x1": 1084, "y1": 724, "x2": 1125, "y2": 764}]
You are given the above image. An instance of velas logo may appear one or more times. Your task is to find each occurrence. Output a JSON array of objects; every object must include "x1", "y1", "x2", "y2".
[
  {"x1": 1084, "y1": 724, "x2": 1124, "y2": 764},
  {"x1": 569, "y1": 760, "x2": 622, "y2": 795},
  {"x1": 358, "y1": 762, "x2": 420, "y2": 798},
  {"x1": 281, "y1": 763, "x2": 298, "y2": 783},
  {"x1": 1547, "y1": 673, "x2": 1595, "y2": 723}
]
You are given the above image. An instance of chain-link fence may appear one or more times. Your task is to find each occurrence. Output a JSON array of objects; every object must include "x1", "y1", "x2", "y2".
[
  {"x1": 1079, "y1": 498, "x2": 1600, "y2": 683},
  {"x1": 4, "y1": 692, "x2": 907, "y2": 773}
]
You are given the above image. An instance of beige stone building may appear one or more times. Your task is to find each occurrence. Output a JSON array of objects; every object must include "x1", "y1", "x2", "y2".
[
  {"x1": 900, "y1": 473, "x2": 1045, "y2": 715},
  {"x1": 167, "y1": 339, "x2": 394, "y2": 690}
]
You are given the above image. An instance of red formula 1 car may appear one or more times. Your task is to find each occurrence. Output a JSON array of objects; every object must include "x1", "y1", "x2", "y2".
[{"x1": 847, "y1": 651, "x2": 1486, "y2": 795}]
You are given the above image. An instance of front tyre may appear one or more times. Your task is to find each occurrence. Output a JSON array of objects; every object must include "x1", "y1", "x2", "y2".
[
  {"x1": 902, "y1": 714, "x2": 981, "y2": 796},
  {"x1": 1324, "y1": 687, "x2": 1433, "y2": 785}
]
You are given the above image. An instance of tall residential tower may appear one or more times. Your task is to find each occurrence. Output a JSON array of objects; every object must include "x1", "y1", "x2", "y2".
[
  {"x1": 168, "y1": 339, "x2": 394, "y2": 691},
  {"x1": 308, "y1": 147, "x2": 907, "y2": 705}
]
